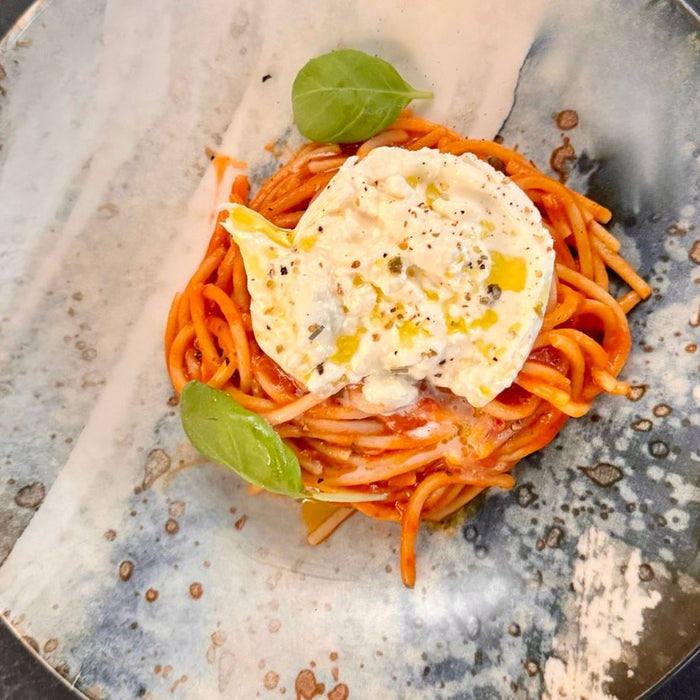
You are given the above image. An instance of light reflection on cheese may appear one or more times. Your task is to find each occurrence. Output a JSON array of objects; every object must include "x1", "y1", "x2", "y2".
[{"x1": 223, "y1": 147, "x2": 554, "y2": 413}]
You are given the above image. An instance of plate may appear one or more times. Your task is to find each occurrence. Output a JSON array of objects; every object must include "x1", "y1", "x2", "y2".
[{"x1": 1, "y1": 1, "x2": 699, "y2": 698}]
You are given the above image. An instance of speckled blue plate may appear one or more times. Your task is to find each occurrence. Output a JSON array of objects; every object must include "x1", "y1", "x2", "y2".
[{"x1": 1, "y1": 2, "x2": 699, "y2": 699}]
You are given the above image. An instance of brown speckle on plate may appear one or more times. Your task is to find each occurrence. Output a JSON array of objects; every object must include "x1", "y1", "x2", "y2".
[
  {"x1": 550, "y1": 136, "x2": 576, "y2": 183},
  {"x1": 140, "y1": 448, "x2": 172, "y2": 491},
  {"x1": 170, "y1": 674, "x2": 188, "y2": 694},
  {"x1": 168, "y1": 500, "x2": 186, "y2": 518},
  {"x1": 638, "y1": 563, "x2": 655, "y2": 582},
  {"x1": 118, "y1": 561, "x2": 134, "y2": 582},
  {"x1": 14, "y1": 482, "x2": 46, "y2": 509},
  {"x1": 545, "y1": 526, "x2": 564, "y2": 549},
  {"x1": 295, "y1": 669, "x2": 324, "y2": 699},
  {"x1": 23, "y1": 635, "x2": 39, "y2": 653},
  {"x1": 627, "y1": 385, "x2": 648, "y2": 401},
  {"x1": 648, "y1": 441, "x2": 670, "y2": 459},
  {"x1": 327, "y1": 683, "x2": 349, "y2": 700},
  {"x1": 264, "y1": 671, "x2": 280, "y2": 690},
  {"x1": 689, "y1": 238, "x2": 700, "y2": 264},
  {"x1": 524, "y1": 660, "x2": 540, "y2": 677},
  {"x1": 579, "y1": 463, "x2": 623, "y2": 488},
  {"x1": 555, "y1": 109, "x2": 579, "y2": 130},
  {"x1": 268, "y1": 618, "x2": 281, "y2": 633}
]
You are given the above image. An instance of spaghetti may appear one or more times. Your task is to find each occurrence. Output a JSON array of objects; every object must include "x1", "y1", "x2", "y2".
[{"x1": 165, "y1": 114, "x2": 650, "y2": 586}]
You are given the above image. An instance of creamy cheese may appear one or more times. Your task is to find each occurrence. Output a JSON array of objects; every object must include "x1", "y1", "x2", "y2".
[{"x1": 224, "y1": 146, "x2": 554, "y2": 412}]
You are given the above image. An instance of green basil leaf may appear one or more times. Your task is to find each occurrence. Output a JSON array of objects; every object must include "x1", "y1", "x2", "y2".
[
  {"x1": 292, "y1": 49, "x2": 433, "y2": 143},
  {"x1": 180, "y1": 381, "x2": 305, "y2": 498},
  {"x1": 180, "y1": 382, "x2": 391, "y2": 505}
]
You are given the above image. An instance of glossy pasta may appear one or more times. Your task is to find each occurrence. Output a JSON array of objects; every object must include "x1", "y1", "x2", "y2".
[{"x1": 165, "y1": 114, "x2": 650, "y2": 586}]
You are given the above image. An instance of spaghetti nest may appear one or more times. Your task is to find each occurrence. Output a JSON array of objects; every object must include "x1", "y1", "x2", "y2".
[{"x1": 165, "y1": 114, "x2": 650, "y2": 586}]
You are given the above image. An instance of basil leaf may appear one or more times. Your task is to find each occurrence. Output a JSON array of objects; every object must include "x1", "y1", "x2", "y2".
[
  {"x1": 180, "y1": 381, "x2": 305, "y2": 498},
  {"x1": 292, "y1": 49, "x2": 433, "y2": 143},
  {"x1": 180, "y1": 382, "x2": 391, "y2": 504}
]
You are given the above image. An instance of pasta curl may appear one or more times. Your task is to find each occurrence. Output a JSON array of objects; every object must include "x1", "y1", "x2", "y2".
[{"x1": 166, "y1": 113, "x2": 649, "y2": 586}]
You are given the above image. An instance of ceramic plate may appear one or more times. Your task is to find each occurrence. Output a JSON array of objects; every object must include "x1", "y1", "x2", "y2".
[{"x1": 1, "y1": 1, "x2": 699, "y2": 698}]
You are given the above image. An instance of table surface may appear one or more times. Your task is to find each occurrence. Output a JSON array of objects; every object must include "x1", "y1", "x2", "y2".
[{"x1": 0, "y1": 2, "x2": 698, "y2": 699}]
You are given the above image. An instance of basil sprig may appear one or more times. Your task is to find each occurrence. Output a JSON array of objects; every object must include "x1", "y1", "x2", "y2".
[
  {"x1": 292, "y1": 49, "x2": 433, "y2": 143},
  {"x1": 180, "y1": 381, "x2": 385, "y2": 503}
]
